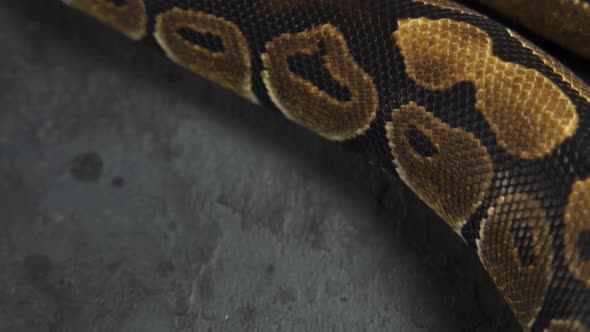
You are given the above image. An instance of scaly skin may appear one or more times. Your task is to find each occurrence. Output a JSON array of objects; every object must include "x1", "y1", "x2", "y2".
[{"x1": 59, "y1": 0, "x2": 590, "y2": 330}]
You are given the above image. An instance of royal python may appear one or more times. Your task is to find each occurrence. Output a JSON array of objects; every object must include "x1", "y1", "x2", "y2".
[{"x1": 59, "y1": 0, "x2": 590, "y2": 331}]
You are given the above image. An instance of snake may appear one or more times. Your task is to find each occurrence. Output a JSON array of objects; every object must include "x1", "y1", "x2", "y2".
[{"x1": 58, "y1": 0, "x2": 590, "y2": 331}]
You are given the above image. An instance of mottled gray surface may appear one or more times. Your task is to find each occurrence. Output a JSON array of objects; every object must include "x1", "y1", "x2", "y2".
[{"x1": 5, "y1": 1, "x2": 585, "y2": 331}]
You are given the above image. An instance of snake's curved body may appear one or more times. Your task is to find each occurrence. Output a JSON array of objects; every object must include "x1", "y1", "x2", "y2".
[
  {"x1": 60, "y1": 0, "x2": 590, "y2": 330},
  {"x1": 477, "y1": 0, "x2": 590, "y2": 60}
]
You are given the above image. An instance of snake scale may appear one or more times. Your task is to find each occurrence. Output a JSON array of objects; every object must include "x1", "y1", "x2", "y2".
[{"x1": 59, "y1": 0, "x2": 590, "y2": 331}]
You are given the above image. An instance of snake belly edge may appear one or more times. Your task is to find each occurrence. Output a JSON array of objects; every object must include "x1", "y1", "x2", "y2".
[{"x1": 58, "y1": 0, "x2": 590, "y2": 330}]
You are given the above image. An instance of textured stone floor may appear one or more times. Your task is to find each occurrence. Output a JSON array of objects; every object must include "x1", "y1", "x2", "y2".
[{"x1": 1, "y1": 1, "x2": 587, "y2": 331}]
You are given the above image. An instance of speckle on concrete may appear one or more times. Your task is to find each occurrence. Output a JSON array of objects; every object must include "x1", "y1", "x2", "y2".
[
  {"x1": 2, "y1": 1, "x2": 586, "y2": 331},
  {"x1": 69, "y1": 152, "x2": 104, "y2": 182}
]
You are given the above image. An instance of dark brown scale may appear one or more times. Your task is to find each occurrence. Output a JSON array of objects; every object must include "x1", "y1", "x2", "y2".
[
  {"x1": 512, "y1": 222, "x2": 537, "y2": 267},
  {"x1": 104, "y1": 0, "x2": 126, "y2": 5},
  {"x1": 286, "y1": 51, "x2": 353, "y2": 102},
  {"x1": 176, "y1": 28, "x2": 225, "y2": 53},
  {"x1": 579, "y1": 232, "x2": 590, "y2": 261},
  {"x1": 405, "y1": 126, "x2": 438, "y2": 157}
]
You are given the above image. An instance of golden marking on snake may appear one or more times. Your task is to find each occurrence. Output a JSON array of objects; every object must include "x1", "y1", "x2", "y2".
[
  {"x1": 477, "y1": 193, "x2": 554, "y2": 329},
  {"x1": 410, "y1": 0, "x2": 483, "y2": 16},
  {"x1": 564, "y1": 178, "x2": 590, "y2": 287},
  {"x1": 261, "y1": 24, "x2": 379, "y2": 141},
  {"x1": 61, "y1": 0, "x2": 147, "y2": 40},
  {"x1": 545, "y1": 319, "x2": 590, "y2": 332},
  {"x1": 478, "y1": 0, "x2": 590, "y2": 59},
  {"x1": 385, "y1": 102, "x2": 493, "y2": 233},
  {"x1": 545, "y1": 319, "x2": 589, "y2": 332},
  {"x1": 394, "y1": 18, "x2": 579, "y2": 159},
  {"x1": 506, "y1": 29, "x2": 590, "y2": 104},
  {"x1": 154, "y1": 8, "x2": 259, "y2": 104}
]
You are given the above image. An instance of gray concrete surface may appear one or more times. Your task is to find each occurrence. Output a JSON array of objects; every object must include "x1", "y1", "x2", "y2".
[{"x1": 4, "y1": 1, "x2": 587, "y2": 331}]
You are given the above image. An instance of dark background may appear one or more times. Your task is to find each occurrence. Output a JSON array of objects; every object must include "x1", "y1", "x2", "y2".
[{"x1": 1, "y1": 1, "x2": 587, "y2": 331}]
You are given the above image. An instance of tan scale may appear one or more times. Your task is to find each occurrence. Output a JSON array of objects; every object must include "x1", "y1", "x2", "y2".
[
  {"x1": 385, "y1": 102, "x2": 493, "y2": 233},
  {"x1": 477, "y1": 193, "x2": 554, "y2": 330},
  {"x1": 261, "y1": 24, "x2": 379, "y2": 141},
  {"x1": 154, "y1": 8, "x2": 259, "y2": 104},
  {"x1": 410, "y1": 0, "x2": 483, "y2": 16},
  {"x1": 545, "y1": 319, "x2": 590, "y2": 332},
  {"x1": 478, "y1": 0, "x2": 590, "y2": 59},
  {"x1": 506, "y1": 29, "x2": 590, "y2": 104},
  {"x1": 393, "y1": 18, "x2": 578, "y2": 160},
  {"x1": 61, "y1": 0, "x2": 148, "y2": 40},
  {"x1": 563, "y1": 178, "x2": 590, "y2": 286}
]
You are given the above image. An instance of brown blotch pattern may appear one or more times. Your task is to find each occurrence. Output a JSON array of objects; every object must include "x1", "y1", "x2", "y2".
[
  {"x1": 385, "y1": 102, "x2": 493, "y2": 232},
  {"x1": 61, "y1": 0, "x2": 147, "y2": 40},
  {"x1": 506, "y1": 29, "x2": 590, "y2": 104},
  {"x1": 545, "y1": 319, "x2": 589, "y2": 332},
  {"x1": 477, "y1": 193, "x2": 554, "y2": 329},
  {"x1": 261, "y1": 24, "x2": 379, "y2": 141},
  {"x1": 479, "y1": 0, "x2": 590, "y2": 59},
  {"x1": 394, "y1": 18, "x2": 578, "y2": 159},
  {"x1": 154, "y1": 8, "x2": 258, "y2": 103},
  {"x1": 564, "y1": 178, "x2": 590, "y2": 286}
]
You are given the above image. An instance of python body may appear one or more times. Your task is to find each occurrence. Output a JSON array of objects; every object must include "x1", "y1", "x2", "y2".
[{"x1": 59, "y1": 0, "x2": 590, "y2": 331}]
